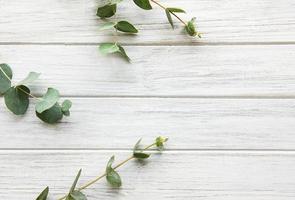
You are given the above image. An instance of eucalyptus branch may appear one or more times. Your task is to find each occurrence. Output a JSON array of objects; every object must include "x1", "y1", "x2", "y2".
[
  {"x1": 96, "y1": 0, "x2": 201, "y2": 61},
  {"x1": 150, "y1": 0, "x2": 186, "y2": 26},
  {"x1": 35, "y1": 136, "x2": 169, "y2": 200},
  {"x1": 0, "y1": 63, "x2": 72, "y2": 124}
]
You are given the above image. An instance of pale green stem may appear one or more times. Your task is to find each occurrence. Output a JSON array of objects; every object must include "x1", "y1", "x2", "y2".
[{"x1": 57, "y1": 142, "x2": 158, "y2": 200}]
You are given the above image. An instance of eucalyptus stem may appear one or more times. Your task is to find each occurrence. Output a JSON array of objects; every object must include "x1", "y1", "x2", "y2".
[
  {"x1": 57, "y1": 142, "x2": 158, "y2": 200},
  {"x1": 150, "y1": 0, "x2": 187, "y2": 26}
]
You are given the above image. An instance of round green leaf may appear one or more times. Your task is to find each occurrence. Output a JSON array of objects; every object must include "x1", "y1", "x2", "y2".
[
  {"x1": 133, "y1": 0, "x2": 152, "y2": 10},
  {"x1": 36, "y1": 186, "x2": 49, "y2": 200},
  {"x1": 66, "y1": 191, "x2": 87, "y2": 200},
  {"x1": 4, "y1": 85, "x2": 30, "y2": 115},
  {"x1": 96, "y1": 4, "x2": 117, "y2": 18},
  {"x1": 16, "y1": 72, "x2": 40, "y2": 86},
  {"x1": 106, "y1": 169, "x2": 122, "y2": 187},
  {"x1": 36, "y1": 103, "x2": 63, "y2": 124},
  {"x1": 62, "y1": 99, "x2": 72, "y2": 112},
  {"x1": 0, "y1": 63, "x2": 13, "y2": 94},
  {"x1": 36, "y1": 88, "x2": 60, "y2": 113},
  {"x1": 115, "y1": 21, "x2": 138, "y2": 33}
]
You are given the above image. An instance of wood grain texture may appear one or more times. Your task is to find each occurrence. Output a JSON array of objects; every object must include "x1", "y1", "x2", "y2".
[
  {"x1": 1, "y1": 45, "x2": 295, "y2": 97},
  {"x1": 0, "y1": 0, "x2": 294, "y2": 44},
  {"x1": 1, "y1": 98, "x2": 295, "y2": 150},
  {"x1": 0, "y1": 150, "x2": 295, "y2": 199}
]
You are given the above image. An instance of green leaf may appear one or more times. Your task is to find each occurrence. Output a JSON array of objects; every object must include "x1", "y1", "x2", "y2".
[
  {"x1": 133, "y1": 0, "x2": 152, "y2": 10},
  {"x1": 36, "y1": 103, "x2": 63, "y2": 124},
  {"x1": 165, "y1": 8, "x2": 186, "y2": 29},
  {"x1": 105, "y1": 156, "x2": 122, "y2": 187},
  {"x1": 66, "y1": 191, "x2": 87, "y2": 200},
  {"x1": 185, "y1": 17, "x2": 201, "y2": 37},
  {"x1": 165, "y1": 9, "x2": 174, "y2": 29},
  {"x1": 99, "y1": 43, "x2": 130, "y2": 62},
  {"x1": 0, "y1": 63, "x2": 13, "y2": 94},
  {"x1": 117, "y1": 44, "x2": 131, "y2": 62},
  {"x1": 69, "y1": 169, "x2": 82, "y2": 193},
  {"x1": 65, "y1": 170, "x2": 87, "y2": 200},
  {"x1": 106, "y1": 155, "x2": 115, "y2": 173},
  {"x1": 134, "y1": 152, "x2": 150, "y2": 159},
  {"x1": 36, "y1": 88, "x2": 60, "y2": 113},
  {"x1": 99, "y1": 43, "x2": 120, "y2": 54},
  {"x1": 133, "y1": 138, "x2": 142, "y2": 152},
  {"x1": 99, "y1": 22, "x2": 116, "y2": 30},
  {"x1": 156, "y1": 136, "x2": 168, "y2": 149},
  {"x1": 133, "y1": 139, "x2": 150, "y2": 159},
  {"x1": 106, "y1": 169, "x2": 122, "y2": 187},
  {"x1": 36, "y1": 186, "x2": 49, "y2": 200},
  {"x1": 115, "y1": 21, "x2": 138, "y2": 33},
  {"x1": 16, "y1": 72, "x2": 40, "y2": 86},
  {"x1": 62, "y1": 99, "x2": 72, "y2": 116},
  {"x1": 166, "y1": 7, "x2": 186, "y2": 13},
  {"x1": 4, "y1": 85, "x2": 30, "y2": 115},
  {"x1": 97, "y1": 4, "x2": 117, "y2": 18},
  {"x1": 62, "y1": 99, "x2": 72, "y2": 112}
]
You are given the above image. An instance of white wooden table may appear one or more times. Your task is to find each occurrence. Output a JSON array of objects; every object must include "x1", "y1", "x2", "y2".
[{"x1": 1, "y1": 0, "x2": 295, "y2": 199}]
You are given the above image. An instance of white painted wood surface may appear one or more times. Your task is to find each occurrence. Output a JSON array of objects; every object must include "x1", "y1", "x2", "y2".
[
  {"x1": 0, "y1": 0, "x2": 294, "y2": 44},
  {"x1": 1, "y1": 98, "x2": 295, "y2": 150},
  {"x1": 1, "y1": 151, "x2": 295, "y2": 199},
  {"x1": 1, "y1": 45, "x2": 295, "y2": 97},
  {"x1": 0, "y1": 0, "x2": 295, "y2": 199}
]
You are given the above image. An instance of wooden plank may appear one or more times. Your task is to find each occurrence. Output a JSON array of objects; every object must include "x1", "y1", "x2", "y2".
[
  {"x1": 1, "y1": 98, "x2": 295, "y2": 149},
  {"x1": 0, "y1": 0, "x2": 294, "y2": 43},
  {"x1": 0, "y1": 150, "x2": 294, "y2": 199},
  {"x1": 1, "y1": 45, "x2": 295, "y2": 97}
]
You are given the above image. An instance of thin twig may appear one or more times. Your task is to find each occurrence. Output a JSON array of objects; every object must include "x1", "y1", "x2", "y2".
[{"x1": 57, "y1": 142, "x2": 158, "y2": 200}]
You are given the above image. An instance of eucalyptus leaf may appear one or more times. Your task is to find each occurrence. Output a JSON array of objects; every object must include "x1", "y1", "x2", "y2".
[
  {"x1": 99, "y1": 22, "x2": 116, "y2": 30},
  {"x1": 133, "y1": 152, "x2": 150, "y2": 159},
  {"x1": 106, "y1": 169, "x2": 122, "y2": 187},
  {"x1": 106, "y1": 155, "x2": 115, "y2": 173},
  {"x1": 65, "y1": 169, "x2": 87, "y2": 200},
  {"x1": 133, "y1": 138, "x2": 142, "y2": 152},
  {"x1": 106, "y1": 156, "x2": 122, "y2": 187},
  {"x1": 66, "y1": 191, "x2": 87, "y2": 200},
  {"x1": 99, "y1": 43, "x2": 120, "y2": 54},
  {"x1": 62, "y1": 99, "x2": 72, "y2": 116},
  {"x1": 117, "y1": 44, "x2": 130, "y2": 62},
  {"x1": 165, "y1": 9, "x2": 173, "y2": 28},
  {"x1": 97, "y1": 4, "x2": 117, "y2": 18},
  {"x1": 156, "y1": 136, "x2": 168, "y2": 149},
  {"x1": 166, "y1": 7, "x2": 185, "y2": 13},
  {"x1": 115, "y1": 21, "x2": 138, "y2": 33},
  {"x1": 36, "y1": 186, "x2": 49, "y2": 200},
  {"x1": 4, "y1": 85, "x2": 30, "y2": 115},
  {"x1": 0, "y1": 63, "x2": 13, "y2": 94},
  {"x1": 36, "y1": 88, "x2": 60, "y2": 113},
  {"x1": 133, "y1": 0, "x2": 152, "y2": 10},
  {"x1": 69, "y1": 169, "x2": 82, "y2": 193},
  {"x1": 16, "y1": 72, "x2": 40, "y2": 86},
  {"x1": 99, "y1": 43, "x2": 130, "y2": 62},
  {"x1": 185, "y1": 17, "x2": 201, "y2": 37},
  {"x1": 62, "y1": 99, "x2": 72, "y2": 112},
  {"x1": 133, "y1": 139, "x2": 150, "y2": 159},
  {"x1": 36, "y1": 103, "x2": 63, "y2": 124},
  {"x1": 165, "y1": 8, "x2": 186, "y2": 29}
]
